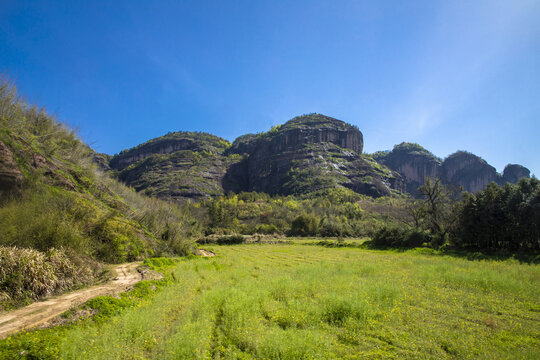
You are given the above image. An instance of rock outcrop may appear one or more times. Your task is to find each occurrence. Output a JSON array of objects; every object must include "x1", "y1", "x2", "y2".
[
  {"x1": 110, "y1": 114, "x2": 403, "y2": 200},
  {"x1": 441, "y1": 151, "x2": 500, "y2": 193},
  {"x1": 502, "y1": 164, "x2": 530, "y2": 184},
  {"x1": 109, "y1": 132, "x2": 235, "y2": 201},
  {"x1": 228, "y1": 114, "x2": 400, "y2": 197},
  {"x1": 0, "y1": 141, "x2": 23, "y2": 198},
  {"x1": 373, "y1": 143, "x2": 441, "y2": 196},
  {"x1": 376, "y1": 143, "x2": 531, "y2": 194},
  {"x1": 108, "y1": 116, "x2": 531, "y2": 201}
]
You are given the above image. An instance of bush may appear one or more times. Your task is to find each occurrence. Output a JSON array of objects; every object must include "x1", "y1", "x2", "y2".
[
  {"x1": 0, "y1": 246, "x2": 102, "y2": 309},
  {"x1": 371, "y1": 226, "x2": 431, "y2": 248},
  {"x1": 289, "y1": 213, "x2": 320, "y2": 236},
  {"x1": 216, "y1": 235, "x2": 245, "y2": 245}
]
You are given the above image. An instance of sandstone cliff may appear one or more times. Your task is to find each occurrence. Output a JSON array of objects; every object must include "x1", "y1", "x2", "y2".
[
  {"x1": 109, "y1": 132, "x2": 236, "y2": 201},
  {"x1": 110, "y1": 114, "x2": 403, "y2": 200},
  {"x1": 502, "y1": 164, "x2": 531, "y2": 184},
  {"x1": 0, "y1": 140, "x2": 23, "y2": 198},
  {"x1": 373, "y1": 143, "x2": 441, "y2": 196},
  {"x1": 376, "y1": 143, "x2": 531, "y2": 194},
  {"x1": 228, "y1": 114, "x2": 400, "y2": 197},
  {"x1": 441, "y1": 151, "x2": 500, "y2": 193},
  {"x1": 108, "y1": 116, "x2": 531, "y2": 200}
]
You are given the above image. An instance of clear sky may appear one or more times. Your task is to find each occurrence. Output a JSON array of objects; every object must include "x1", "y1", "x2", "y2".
[{"x1": 1, "y1": 0, "x2": 539, "y2": 175}]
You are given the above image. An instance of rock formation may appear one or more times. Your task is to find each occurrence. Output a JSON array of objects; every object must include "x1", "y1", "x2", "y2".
[
  {"x1": 372, "y1": 143, "x2": 441, "y2": 196},
  {"x1": 227, "y1": 114, "x2": 400, "y2": 197},
  {"x1": 0, "y1": 140, "x2": 23, "y2": 198},
  {"x1": 441, "y1": 151, "x2": 500, "y2": 193},
  {"x1": 107, "y1": 115, "x2": 531, "y2": 201},
  {"x1": 376, "y1": 143, "x2": 531, "y2": 195},
  {"x1": 110, "y1": 114, "x2": 403, "y2": 200},
  {"x1": 502, "y1": 164, "x2": 531, "y2": 184}
]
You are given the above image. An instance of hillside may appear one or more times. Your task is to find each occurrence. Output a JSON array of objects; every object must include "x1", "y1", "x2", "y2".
[{"x1": 0, "y1": 80, "x2": 200, "y2": 309}]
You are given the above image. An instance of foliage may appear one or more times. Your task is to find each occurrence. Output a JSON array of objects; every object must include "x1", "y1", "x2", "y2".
[
  {"x1": 416, "y1": 177, "x2": 458, "y2": 246},
  {"x1": 371, "y1": 225, "x2": 431, "y2": 248},
  {"x1": 0, "y1": 78, "x2": 200, "y2": 306},
  {"x1": 200, "y1": 188, "x2": 409, "y2": 239},
  {"x1": 455, "y1": 178, "x2": 540, "y2": 251},
  {"x1": 289, "y1": 213, "x2": 320, "y2": 236}
]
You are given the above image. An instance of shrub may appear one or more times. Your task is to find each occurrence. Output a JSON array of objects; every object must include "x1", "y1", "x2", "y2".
[
  {"x1": 289, "y1": 213, "x2": 320, "y2": 236},
  {"x1": 0, "y1": 246, "x2": 101, "y2": 309},
  {"x1": 371, "y1": 226, "x2": 430, "y2": 248},
  {"x1": 216, "y1": 235, "x2": 245, "y2": 245}
]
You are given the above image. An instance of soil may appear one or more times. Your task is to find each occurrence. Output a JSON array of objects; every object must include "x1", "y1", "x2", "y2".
[{"x1": 199, "y1": 249, "x2": 216, "y2": 257}]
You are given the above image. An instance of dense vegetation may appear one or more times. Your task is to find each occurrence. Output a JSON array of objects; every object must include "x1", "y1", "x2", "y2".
[
  {"x1": 202, "y1": 188, "x2": 408, "y2": 238},
  {"x1": 2, "y1": 245, "x2": 538, "y2": 359},
  {"x1": 0, "y1": 80, "x2": 200, "y2": 308},
  {"x1": 456, "y1": 178, "x2": 540, "y2": 251}
]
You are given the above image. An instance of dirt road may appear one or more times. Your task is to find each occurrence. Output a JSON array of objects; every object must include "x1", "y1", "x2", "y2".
[{"x1": 0, "y1": 262, "x2": 142, "y2": 339}]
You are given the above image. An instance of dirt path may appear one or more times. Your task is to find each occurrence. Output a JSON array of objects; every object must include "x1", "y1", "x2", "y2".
[
  {"x1": 0, "y1": 262, "x2": 143, "y2": 339},
  {"x1": 199, "y1": 249, "x2": 215, "y2": 257}
]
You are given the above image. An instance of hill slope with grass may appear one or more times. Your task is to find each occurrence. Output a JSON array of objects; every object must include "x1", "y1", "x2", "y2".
[{"x1": 0, "y1": 80, "x2": 201, "y2": 309}]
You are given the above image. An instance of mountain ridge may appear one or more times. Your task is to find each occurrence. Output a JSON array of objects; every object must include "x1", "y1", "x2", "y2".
[{"x1": 106, "y1": 114, "x2": 531, "y2": 201}]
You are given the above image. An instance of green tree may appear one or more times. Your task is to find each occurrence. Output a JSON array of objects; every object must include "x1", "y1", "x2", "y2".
[{"x1": 417, "y1": 177, "x2": 457, "y2": 247}]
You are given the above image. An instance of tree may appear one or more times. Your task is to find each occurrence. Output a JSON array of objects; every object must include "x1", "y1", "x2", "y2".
[{"x1": 417, "y1": 177, "x2": 457, "y2": 247}]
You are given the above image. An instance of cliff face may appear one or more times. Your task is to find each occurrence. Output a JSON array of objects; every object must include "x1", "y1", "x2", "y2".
[
  {"x1": 373, "y1": 143, "x2": 441, "y2": 196},
  {"x1": 376, "y1": 144, "x2": 531, "y2": 194},
  {"x1": 109, "y1": 132, "x2": 230, "y2": 171},
  {"x1": 229, "y1": 114, "x2": 401, "y2": 197},
  {"x1": 441, "y1": 151, "x2": 500, "y2": 193},
  {"x1": 502, "y1": 164, "x2": 531, "y2": 184},
  {"x1": 0, "y1": 140, "x2": 23, "y2": 198},
  {"x1": 110, "y1": 114, "x2": 403, "y2": 201},
  {"x1": 109, "y1": 132, "x2": 237, "y2": 201},
  {"x1": 108, "y1": 116, "x2": 531, "y2": 201}
]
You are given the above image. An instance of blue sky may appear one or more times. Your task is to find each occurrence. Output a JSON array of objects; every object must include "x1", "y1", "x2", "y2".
[{"x1": 1, "y1": 0, "x2": 539, "y2": 175}]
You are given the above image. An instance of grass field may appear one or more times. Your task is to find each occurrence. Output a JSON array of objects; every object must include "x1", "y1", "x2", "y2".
[{"x1": 2, "y1": 244, "x2": 539, "y2": 359}]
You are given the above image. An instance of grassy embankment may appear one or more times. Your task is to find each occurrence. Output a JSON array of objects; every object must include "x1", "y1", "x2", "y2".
[{"x1": 1, "y1": 243, "x2": 539, "y2": 359}]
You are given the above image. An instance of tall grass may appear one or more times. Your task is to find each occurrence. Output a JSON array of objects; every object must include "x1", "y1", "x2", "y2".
[{"x1": 0, "y1": 246, "x2": 102, "y2": 310}]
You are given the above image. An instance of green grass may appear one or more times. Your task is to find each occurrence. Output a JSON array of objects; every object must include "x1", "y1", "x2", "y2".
[{"x1": 1, "y1": 245, "x2": 539, "y2": 359}]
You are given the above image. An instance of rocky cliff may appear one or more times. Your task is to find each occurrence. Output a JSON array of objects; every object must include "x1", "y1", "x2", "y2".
[
  {"x1": 502, "y1": 164, "x2": 531, "y2": 184},
  {"x1": 109, "y1": 132, "x2": 237, "y2": 201},
  {"x1": 375, "y1": 143, "x2": 531, "y2": 194},
  {"x1": 442, "y1": 151, "x2": 500, "y2": 193},
  {"x1": 110, "y1": 114, "x2": 403, "y2": 200},
  {"x1": 108, "y1": 116, "x2": 531, "y2": 201},
  {"x1": 0, "y1": 140, "x2": 23, "y2": 199},
  {"x1": 372, "y1": 143, "x2": 441, "y2": 196},
  {"x1": 227, "y1": 114, "x2": 400, "y2": 197}
]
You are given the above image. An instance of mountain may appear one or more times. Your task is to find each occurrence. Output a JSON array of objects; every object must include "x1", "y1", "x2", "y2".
[
  {"x1": 107, "y1": 114, "x2": 531, "y2": 201},
  {"x1": 374, "y1": 143, "x2": 531, "y2": 194},
  {"x1": 109, "y1": 131, "x2": 236, "y2": 201},
  {"x1": 109, "y1": 114, "x2": 404, "y2": 200}
]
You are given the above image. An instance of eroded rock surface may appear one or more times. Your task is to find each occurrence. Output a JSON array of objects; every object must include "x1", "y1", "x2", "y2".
[{"x1": 0, "y1": 141, "x2": 23, "y2": 197}]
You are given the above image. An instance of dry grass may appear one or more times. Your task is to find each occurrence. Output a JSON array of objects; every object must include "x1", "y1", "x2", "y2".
[{"x1": 0, "y1": 246, "x2": 102, "y2": 310}]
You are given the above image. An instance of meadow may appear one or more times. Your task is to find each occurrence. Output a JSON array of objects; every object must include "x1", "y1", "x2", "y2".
[{"x1": 1, "y1": 243, "x2": 539, "y2": 359}]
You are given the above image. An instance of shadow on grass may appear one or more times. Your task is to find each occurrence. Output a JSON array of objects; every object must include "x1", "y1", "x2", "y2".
[{"x1": 364, "y1": 241, "x2": 540, "y2": 264}]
